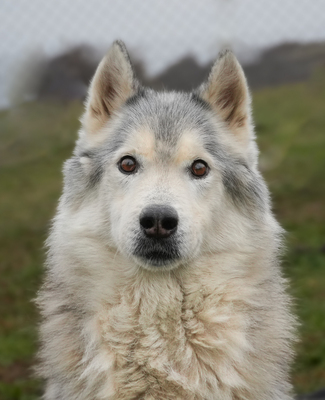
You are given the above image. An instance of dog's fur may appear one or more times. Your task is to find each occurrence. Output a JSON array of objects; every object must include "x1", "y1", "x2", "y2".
[{"x1": 37, "y1": 41, "x2": 296, "y2": 399}]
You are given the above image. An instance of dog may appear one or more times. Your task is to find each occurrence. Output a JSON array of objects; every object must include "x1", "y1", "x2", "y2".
[{"x1": 37, "y1": 40, "x2": 296, "y2": 399}]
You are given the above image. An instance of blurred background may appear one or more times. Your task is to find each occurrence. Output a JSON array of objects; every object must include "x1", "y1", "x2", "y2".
[{"x1": 1, "y1": 1, "x2": 325, "y2": 399}]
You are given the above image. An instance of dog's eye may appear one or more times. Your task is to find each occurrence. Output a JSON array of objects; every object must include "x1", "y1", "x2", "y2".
[
  {"x1": 191, "y1": 160, "x2": 209, "y2": 178},
  {"x1": 118, "y1": 156, "x2": 137, "y2": 174}
]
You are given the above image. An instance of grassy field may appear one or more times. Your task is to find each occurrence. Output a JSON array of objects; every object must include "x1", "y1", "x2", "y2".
[{"x1": 0, "y1": 70, "x2": 325, "y2": 399}]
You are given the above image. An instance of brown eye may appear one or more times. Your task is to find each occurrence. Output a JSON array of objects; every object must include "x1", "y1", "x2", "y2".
[
  {"x1": 191, "y1": 160, "x2": 209, "y2": 178},
  {"x1": 119, "y1": 156, "x2": 137, "y2": 174}
]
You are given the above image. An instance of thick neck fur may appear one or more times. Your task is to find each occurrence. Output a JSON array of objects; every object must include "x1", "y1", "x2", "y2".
[
  {"x1": 38, "y1": 45, "x2": 295, "y2": 399},
  {"x1": 39, "y1": 230, "x2": 294, "y2": 400}
]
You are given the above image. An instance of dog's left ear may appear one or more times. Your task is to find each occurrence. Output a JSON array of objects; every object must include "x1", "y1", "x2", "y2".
[
  {"x1": 82, "y1": 40, "x2": 139, "y2": 135},
  {"x1": 198, "y1": 50, "x2": 257, "y2": 164}
]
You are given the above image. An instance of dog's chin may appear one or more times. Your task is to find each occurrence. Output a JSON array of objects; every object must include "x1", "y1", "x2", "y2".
[
  {"x1": 131, "y1": 236, "x2": 182, "y2": 271},
  {"x1": 132, "y1": 251, "x2": 182, "y2": 271}
]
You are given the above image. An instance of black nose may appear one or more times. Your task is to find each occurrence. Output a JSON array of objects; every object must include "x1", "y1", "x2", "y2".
[{"x1": 140, "y1": 205, "x2": 178, "y2": 239}]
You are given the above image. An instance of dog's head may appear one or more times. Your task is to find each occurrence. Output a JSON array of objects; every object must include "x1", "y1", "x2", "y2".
[{"x1": 63, "y1": 41, "x2": 270, "y2": 271}]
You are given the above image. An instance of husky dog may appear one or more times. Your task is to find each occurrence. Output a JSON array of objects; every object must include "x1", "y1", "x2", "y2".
[{"x1": 37, "y1": 41, "x2": 296, "y2": 399}]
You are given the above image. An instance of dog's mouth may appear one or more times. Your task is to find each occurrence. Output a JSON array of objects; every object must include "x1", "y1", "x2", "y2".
[
  {"x1": 133, "y1": 238, "x2": 180, "y2": 268},
  {"x1": 138, "y1": 250, "x2": 179, "y2": 266}
]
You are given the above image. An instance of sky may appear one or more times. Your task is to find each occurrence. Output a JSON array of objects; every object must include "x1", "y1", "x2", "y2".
[{"x1": 1, "y1": 0, "x2": 325, "y2": 108}]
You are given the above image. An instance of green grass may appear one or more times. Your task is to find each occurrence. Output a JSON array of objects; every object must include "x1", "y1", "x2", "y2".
[
  {"x1": 0, "y1": 102, "x2": 81, "y2": 400},
  {"x1": 0, "y1": 70, "x2": 325, "y2": 398},
  {"x1": 254, "y1": 70, "x2": 325, "y2": 392}
]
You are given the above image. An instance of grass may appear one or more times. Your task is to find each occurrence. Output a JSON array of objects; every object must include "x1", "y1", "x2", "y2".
[
  {"x1": 0, "y1": 102, "x2": 81, "y2": 399},
  {"x1": 0, "y1": 70, "x2": 325, "y2": 398},
  {"x1": 254, "y1": 69, "x2": 325, "y2": 392}
]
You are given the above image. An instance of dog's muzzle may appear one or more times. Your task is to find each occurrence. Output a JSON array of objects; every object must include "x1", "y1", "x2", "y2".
[{"x1": 134, "y1": 205, "x2": 180, "y2": 267}]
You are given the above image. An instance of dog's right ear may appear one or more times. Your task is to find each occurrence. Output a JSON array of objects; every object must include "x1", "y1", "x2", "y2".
[
  {"x1": 82, "y1": 41, "x2": 138, "y2": 134},
  {"x1": 197, "y1": 50, "x2": 258, "y2": 166}
]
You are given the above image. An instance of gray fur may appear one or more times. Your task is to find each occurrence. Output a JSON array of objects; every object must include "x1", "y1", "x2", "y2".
[
  {"x1": 70, "y1": 89, "x2": 267, "y2": 213},
  {"x1": 37, "y1": 41, "x2": 296, "y2": 400}
]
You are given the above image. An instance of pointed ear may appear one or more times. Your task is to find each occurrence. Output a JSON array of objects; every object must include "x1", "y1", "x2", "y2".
[
  {"x1": 198, "y1": 50, "x2": 255, "y2": 152},
  {"x1": 82, "y1": 41, "x2": 138, "y2": 134}
]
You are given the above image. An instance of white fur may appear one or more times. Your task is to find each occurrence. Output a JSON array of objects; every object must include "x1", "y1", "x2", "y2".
[{"x1": 37, "y1": 43, "x2": 296, "y2": 400}]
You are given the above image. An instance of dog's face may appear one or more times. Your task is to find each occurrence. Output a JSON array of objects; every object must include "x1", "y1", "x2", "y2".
[
  {"x1": 64, "y1": 41, "x2": 268, "y2": 271},
  {"x1": 102, "y1": 95, "x2": 224, "y2": 270}
]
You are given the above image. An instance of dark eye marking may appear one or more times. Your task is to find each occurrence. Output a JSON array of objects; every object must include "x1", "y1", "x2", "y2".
[
  {"x1": 191, "y1": 159, "x2": 209, "y2": 178},
  {"x1": 118, "y1": 156, "x2": 138, "y2": 174}
]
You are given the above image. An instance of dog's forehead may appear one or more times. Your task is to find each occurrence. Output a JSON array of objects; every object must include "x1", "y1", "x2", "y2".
[
  {"x1": 120, "y1": 91, "x2": 211, "y2": 161},
  {"x1": 126, "y1": 126, "x2": 207, "y2": 162}
]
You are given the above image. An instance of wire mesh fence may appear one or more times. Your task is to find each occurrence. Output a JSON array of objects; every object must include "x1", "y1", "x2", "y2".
[
  {"x1": 1, "y1": 0, "x2": 325, "y2": 107},
  {"x1": 1, "y1": 2, "x2": 325, "y2": 399}
]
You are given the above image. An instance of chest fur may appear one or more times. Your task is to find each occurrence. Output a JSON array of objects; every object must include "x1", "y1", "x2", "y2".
[{"x1": 96, "y1": 276, "x2": 251, "y2": 399}]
